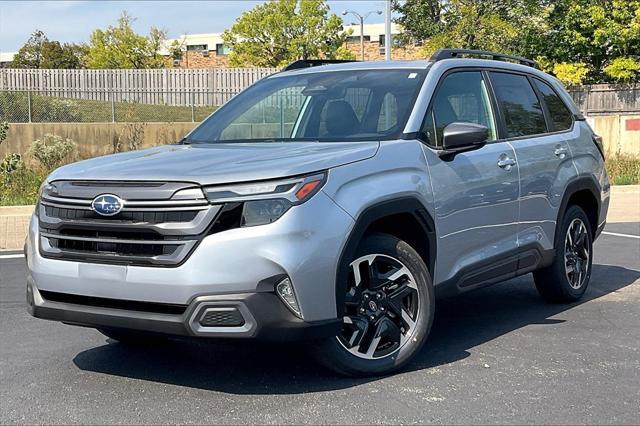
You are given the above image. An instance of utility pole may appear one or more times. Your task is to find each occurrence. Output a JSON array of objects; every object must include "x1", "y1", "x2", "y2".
[
  {"x1": 385, "y1": 0, "x2": 391, "y2": 61},
  {"x1": 342, "y1": 9, "x2": 382, "y2": 61}
]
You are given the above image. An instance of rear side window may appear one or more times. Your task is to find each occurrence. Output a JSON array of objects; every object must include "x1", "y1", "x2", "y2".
[
  {"x1": 489, "y1": 72, "x2": 546, "y2": 138},
  {"x1": 533, "y1": 79, "x2": 573, "y2": 131}
]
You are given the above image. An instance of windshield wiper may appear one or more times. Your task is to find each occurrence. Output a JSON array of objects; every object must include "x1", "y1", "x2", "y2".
[{"x1": 180, "y1": 138, "x2": 207, "y2": 145}]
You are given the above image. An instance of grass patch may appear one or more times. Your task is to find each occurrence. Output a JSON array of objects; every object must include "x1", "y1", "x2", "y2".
[
  {"x1": 0, "y1": 91, "x2": 217, "y2": 123},
  {"x1": 606, "y1": 154, "x2": 640, "y2": 185},
  {"x1": 0, "y1": 167, "x2": 45, "y2": 206}
]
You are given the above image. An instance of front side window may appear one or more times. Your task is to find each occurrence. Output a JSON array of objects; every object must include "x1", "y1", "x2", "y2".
[
  {"x1": 187, "y1": 70, "x2": 426, "y2": 143},
  {"x1": 422, "y1": 71, "x2": 497, "y2": 147},
  {"x1": 533, "y1": 79, "x2": 573, "y2": 131},
  {"x1": 489, "y1": 72, "x2": 547, "y2": 138}
]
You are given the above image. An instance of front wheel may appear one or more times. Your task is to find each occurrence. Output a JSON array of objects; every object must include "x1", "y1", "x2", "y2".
[{"x1": 316, "y1": 233, "x2": 434, "y2": 377}]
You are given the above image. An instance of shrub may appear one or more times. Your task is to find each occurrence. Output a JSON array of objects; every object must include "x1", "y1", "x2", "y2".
[
  {"x1": 28, "y1": 134, "x2": 77, "y2": 170},
  {"x1": 0, "y1": 121, "x2": 8, "y2": 145},
  {"x1": 0, "y1": 152, "x2": 44, "y2": 206},
  {"x1": 606, "y1": 154, "x2": 640, "y2": 185},
  {"x1": 0, "y1": 153, "x2": 23, "y2": 174},
  {"x1": 0, "y1": 166, "x2": 44, "y2": 206}
]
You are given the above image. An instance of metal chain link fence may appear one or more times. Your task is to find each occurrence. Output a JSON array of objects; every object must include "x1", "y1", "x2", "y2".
[{"x1": 0, "y1": 89, "x2": 229, "y2": 123}]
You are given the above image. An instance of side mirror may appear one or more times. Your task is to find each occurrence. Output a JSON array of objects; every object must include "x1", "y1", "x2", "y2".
[{"x1": 440, "y1": 122, "x2": 489, "y2": 156}]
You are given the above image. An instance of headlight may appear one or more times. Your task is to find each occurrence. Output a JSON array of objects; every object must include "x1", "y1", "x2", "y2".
[
  {"x1": 242, "y1": 199, "x2": 292, "y2": 226},
  {"x1": 204, "y1": 172, "x2": 326, "y2": 226},
  {"x1": 35, "y1": 181, "x2": 54, "y2": 217},
  {"x1": 38, "y1": 181, "x2": 56, "y2": 199}
]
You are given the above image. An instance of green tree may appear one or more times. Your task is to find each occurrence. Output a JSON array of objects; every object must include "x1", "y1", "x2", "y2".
[
  {"x1": 10, "y1": 30, "x2": 86, "y2": 69},
  {"x1": 604, "y1": 57, "x2": 640, "y2": 82},
  {"x1": 86, "y1": 12, "x2": 167, "y2": 69},
  {"x1": 393, "y1": 0, "x2": 543, "y2": 54},
  {"x1": 392, "y1": 0, "x2": 443, "y2": 44},
  {"x1": 524, "y1": 0, "x2": 640, "y2": 83},
  {"x1": 222, "y1": 0, "x2": 349, "y2": 68},
  {"x1": 553, "y1": 62, "x2": 589, "y2": 85}
]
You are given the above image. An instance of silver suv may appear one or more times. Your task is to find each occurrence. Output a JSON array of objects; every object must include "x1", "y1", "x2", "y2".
[{"x1": 26, "y1": 50, "x2": 609, "y2": 376}]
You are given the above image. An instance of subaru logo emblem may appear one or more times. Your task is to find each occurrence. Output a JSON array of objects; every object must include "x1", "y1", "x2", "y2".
[{"x1": 91, "y1": 194, "x2": 124, "y2": 216}]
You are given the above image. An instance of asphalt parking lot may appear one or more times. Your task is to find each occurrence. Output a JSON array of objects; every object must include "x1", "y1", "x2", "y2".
[{"x1": 1, "y1": 223, "x2": 638, "y2": 425}]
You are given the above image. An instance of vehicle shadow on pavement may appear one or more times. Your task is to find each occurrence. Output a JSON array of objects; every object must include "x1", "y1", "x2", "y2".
[{"x1": 73, "y1": 264, "x2": 639, "y2": 394}]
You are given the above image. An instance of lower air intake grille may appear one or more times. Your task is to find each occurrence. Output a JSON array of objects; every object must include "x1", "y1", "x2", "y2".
[
  {"x1": 39, "y1": 290, "x2": 188, "y2": 315},
  {"x1": 49, "y1": 237, "x2": 179, "y2": 257},
  {"x1": 198, "y1": 308, "x2": 245, "y2": 327}
]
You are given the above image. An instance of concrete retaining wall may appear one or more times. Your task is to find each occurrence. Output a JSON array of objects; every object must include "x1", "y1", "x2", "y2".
[
  {"x1": 0, "y1": 122, "x2": 198, "y2": 159},
  {"x1": 1, "y1": 115, "x2": 639, "y2": 159},
  {"x1": 587, "y1": 115, "x2": 640, "y2": 157}
]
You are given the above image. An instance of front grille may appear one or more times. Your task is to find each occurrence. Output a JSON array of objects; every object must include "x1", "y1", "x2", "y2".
[
  {"x1": 37, "y1": 180, "x2": 240, "y2": 267},
  {"x1": 44, "y1": 205, "x2": 199, "y2": 223},
  {"x1": 40, "y1": 290, "x2": 188, "y2": 315}
]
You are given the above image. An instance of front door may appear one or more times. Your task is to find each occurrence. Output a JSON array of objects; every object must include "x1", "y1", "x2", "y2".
[{"x1": 421, "y1": 70, "x2": 520, "y2": 290}]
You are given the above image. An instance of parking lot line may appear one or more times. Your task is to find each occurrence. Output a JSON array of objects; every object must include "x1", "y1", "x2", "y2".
[
  {"x1": 0, "y1": 253, "x2": 25, "y2": 259},
  {"x1": 602, "y1": 231, "x2": 640, "y2": 240}
]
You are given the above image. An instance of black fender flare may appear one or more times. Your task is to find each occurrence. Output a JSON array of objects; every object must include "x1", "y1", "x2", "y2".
[
  {"x1": 334, "y1": 197, "x2": 436, "y2": 316},
  {"x1": 556, "y1": 175, "x2": 601, "y2": 238}
]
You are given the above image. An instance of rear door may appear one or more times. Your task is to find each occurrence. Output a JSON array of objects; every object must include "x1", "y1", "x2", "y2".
[
  {"x1": 420, "y1": 70, "x2": 520, "y2": 290},
  {"x1": 488, "y1": 71, "x2": 576, "y2": 256}
]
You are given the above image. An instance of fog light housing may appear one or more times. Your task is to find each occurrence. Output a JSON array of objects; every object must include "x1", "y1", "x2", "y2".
[{"x1": 276, "y1": 278, "x2": 302, "y2": 319}]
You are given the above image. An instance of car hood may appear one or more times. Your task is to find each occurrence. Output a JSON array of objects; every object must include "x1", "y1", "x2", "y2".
[{"x1": 48, "y1": 142, "x2": 379, "y2": 185}]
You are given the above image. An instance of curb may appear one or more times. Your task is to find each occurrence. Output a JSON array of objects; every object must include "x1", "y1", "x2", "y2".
[
  {"x1": 0, "y1": 205, "x2": 35, "y2": 216},
  {"x1": 610, "y1": 185, "x2": 640, "y2": 194}
]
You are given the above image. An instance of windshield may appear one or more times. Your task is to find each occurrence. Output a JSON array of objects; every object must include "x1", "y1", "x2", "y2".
[{"x1": 186, "y1": 69, "x2": 426, "y2": 143}]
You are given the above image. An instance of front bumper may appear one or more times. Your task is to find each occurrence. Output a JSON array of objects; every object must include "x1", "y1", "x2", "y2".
[
  {"x1": 26, "y1": 277, "x2": 340, "y2": 340},
  {"x1": 26, "y1": 190, "x2": 354, "y2": 334}
]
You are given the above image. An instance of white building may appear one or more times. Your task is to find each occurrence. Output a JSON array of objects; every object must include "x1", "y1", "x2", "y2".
[{"x1": 0, "y1": 52, "x2": 17, "y2": 68}]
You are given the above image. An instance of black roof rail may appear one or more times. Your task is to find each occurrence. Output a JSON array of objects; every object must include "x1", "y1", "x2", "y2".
[
  {"x1": 283, "y1": 59, "x2": 358, "y2": 71},
  {"x1": 430, "y1": 49, "x2": 538, "y2": 69}
]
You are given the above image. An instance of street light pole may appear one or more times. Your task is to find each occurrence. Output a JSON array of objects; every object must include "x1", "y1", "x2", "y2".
[
  {"x1": 385, "y1": 0, "x2": 391, "y2": 61},
  {"x1": 360, "y1": 15, "x2": 364, "y2": 62},
  {"x1": 342, "y1": 9, "x2": 382, "y2": 61}
]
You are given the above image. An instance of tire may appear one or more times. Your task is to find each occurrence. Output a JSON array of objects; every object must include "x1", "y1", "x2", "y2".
[
  {"x1": 316, "y1": 233, "x2": 434, "y2": 377},
  {"x1": 534, "y1": 205, "x2": 593, "y2": 303},
  {"x1": 97, "y1": 328, "x2": 170, "y2": 345}
]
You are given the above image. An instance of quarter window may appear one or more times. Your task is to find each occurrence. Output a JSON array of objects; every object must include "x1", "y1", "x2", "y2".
[
  {"x1": 489, "y1": 72, "x2": 547, "y2": 138},
  {"x1": 422, "y1": 71, "x2": 497, "y2": 147},
  {"x1": 533, "y1": 79, "x2": 573, "y2": 131}
]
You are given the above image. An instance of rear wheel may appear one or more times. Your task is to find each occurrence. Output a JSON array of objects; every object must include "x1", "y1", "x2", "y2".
[
  {"x1": 534, "y1": 205, "x2": 593, "y2": 303},
  {"x1": 317, "y1": 233, "x2": 434, "y2": 377}
]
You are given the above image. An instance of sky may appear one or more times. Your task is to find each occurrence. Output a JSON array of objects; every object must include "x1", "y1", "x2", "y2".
[{"x1": 0, "y1": 0, "x2": 393, "y2": 53}]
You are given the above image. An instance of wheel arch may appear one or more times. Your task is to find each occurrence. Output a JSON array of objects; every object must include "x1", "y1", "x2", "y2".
[
  {"x1": 335, "y1": 197, "x2": 436, "y2": 316},
  {"x1": 557, "y1": 176, "x2": 600, "y2": 240}
]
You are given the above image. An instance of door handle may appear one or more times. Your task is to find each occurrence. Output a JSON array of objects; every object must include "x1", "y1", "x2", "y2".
[
  {"x1": 554, "y1": 146, "x2": 568, "y2": 158},
  {"x1": 497, "y1": 155, "x2": 516, "y2": 170}
]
